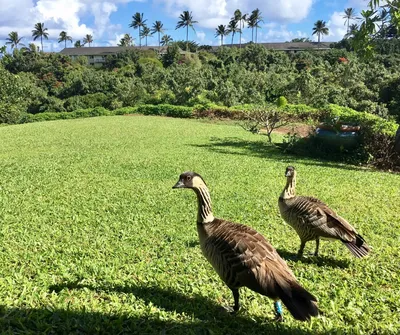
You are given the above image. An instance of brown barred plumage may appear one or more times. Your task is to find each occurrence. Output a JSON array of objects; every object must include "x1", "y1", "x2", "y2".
[
  {"x1": 173, "y1": 171, "x2": 319, "y2": 321},
  {"x1": 278, "y1": 166, "x2": 370, "y2": 258}
]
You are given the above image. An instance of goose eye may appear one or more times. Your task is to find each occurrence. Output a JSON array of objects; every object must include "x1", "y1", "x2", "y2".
[{"x1": 187, "y1": 176, "x2": 192, "y2": 181}]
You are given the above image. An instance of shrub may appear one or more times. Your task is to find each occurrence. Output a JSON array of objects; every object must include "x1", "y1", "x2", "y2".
[
  {"x1": 114, "y1": 106, "x2": 138, "y2": 115},
  {"x1": 136, "y1": 104, "x2": 193, "y2": 118}
]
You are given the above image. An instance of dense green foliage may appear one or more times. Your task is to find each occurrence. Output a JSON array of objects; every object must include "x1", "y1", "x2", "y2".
[
  {"x1": 2, "y1": 44, "x2": 400, "y2": 124},
  {"x1": 0, "y1": 116, "x2": 399, "y2": 334}
]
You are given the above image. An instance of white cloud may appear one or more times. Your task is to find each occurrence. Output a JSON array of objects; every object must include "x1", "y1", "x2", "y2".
[
  {"x1": 326, "y1": 11, "x2": 348, "y2": 41},
  {"x1": 0, "y1": 0, "x2": 140, "y2": 51},
  {"x1": 196, "y1": 31, "x2": 206, "y2": 42},
  {"x1": 262, "y1": 25, "x2": 308, "y2": 42},
  {"x1": 156, "y1": 0, "x2": 314, "y2": 29}
]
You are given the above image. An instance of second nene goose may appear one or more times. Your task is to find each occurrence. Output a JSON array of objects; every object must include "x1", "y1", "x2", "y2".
[
  {"x1": 278, "y1": 166, "x2": 370, "y2": 258},
  {"x1": 173, "y1": 171, "x2": 319, "y2": 321}
]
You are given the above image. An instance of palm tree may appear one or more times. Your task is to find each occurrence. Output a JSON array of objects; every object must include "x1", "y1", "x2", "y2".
[
  {"x1": 6, "y1": 31, "x2": 24, "y2": 50},
  {"x1": 32, "y1": 22, "x2": 49, "y2": 52},
  {"x1": 215, "y1": 25, "x2": 229, "y2": 46},
  {"x1": 345, "y1": 23, "x2": 359, "y2": 38},
  {"x1": 83, "y1": 34, "x2": 93, "y2": 47},
  {"x1": 312, "y1": 20, "x2": 329, "y2": 44},
  {"x1": 140, "y1": 26, "x2": 152, "y2": 46},
  {"x1": 58, "y1": 31, "x2": 72, "y2": 48},
  {"x1": 118, "y1": 34, "x2": 134, "y2": 46},
  {"x1": 248, "y1": 8, "x2": 263, "y2": 43},
  {"x1": 234, "y1": 9, "x2": 247, "y2": 47},
  {"x1": 161, "y1": 34, "x2": 173, "y2": 46},
  {"x1": 343, "y1": 8, "x2": 357, "y2": 33},
  {"x1": 227, "y1": 19, "x2": 239, "y2": 45},
  {"x1": 151, "y1": 21, "x2": 164, "y2": 50},
  {"x1": 130, "y1": 12, "x2": 147, "y2": 47},
  {"x1": 176, "y1": 11, "x2": 198, "y2": 51},
  {"x1": 74, "y1": 40, "x2": 82, "y2": 48}
]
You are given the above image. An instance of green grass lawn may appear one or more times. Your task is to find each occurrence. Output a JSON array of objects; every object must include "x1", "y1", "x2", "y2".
[{"x1": 0, "y1": 115, "x2": 399, "y2": 334}]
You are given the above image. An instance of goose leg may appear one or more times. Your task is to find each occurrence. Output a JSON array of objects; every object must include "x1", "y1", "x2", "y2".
[
  {"x1": 314, "y1": 238, "x2": 320, "y2": 257},
  {"x1": 297, "y1": 241, "x2": 306, "y2": 258},
  {"x1": 231, "y1": 288, "x2": 240, "y2": 313}
]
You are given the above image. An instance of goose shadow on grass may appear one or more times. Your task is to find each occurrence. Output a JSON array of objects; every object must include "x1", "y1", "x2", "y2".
[
  {"x1": 276, "y1": 248, "x2": 350, "y2": 269},
  {"x1": 17, "y1": 281, "x2": 322, "y2": 335},
  {"x1": 191, "y1": 137, "x2": 367, "y2": 172}
]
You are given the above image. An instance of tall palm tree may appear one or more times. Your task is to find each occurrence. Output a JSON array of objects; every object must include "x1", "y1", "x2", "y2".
[
  {"x1": 83, "y1": 34, "x2": 93, "y2": 47},
  {"x1": 151, "y1": 20, "x2": 164, "y2": 50},
  {"x1": 32, "y1": 22, "x2": 49, "y2": 52},
  {"x1": 118, "y1": 33, "x2": 134, "y2": 46},
  {"x1": 343, "y1": 8, "x2": 357, "y2": 33},
  {"x1": 74, "y1": 40, "x2": 82, "y2": 48},
  {"x1": 215, "y1": 25, "x2": 229, "y2": 46},
  {"x1": 130, "y1": 12, "x2": 147, "y2": 47},
  {"x1": 140, "y1": 26, "x2": 152, "y2": 46},
  {"x1": 161, "y1": 34, "x2": 173, "y2": 46},
  {"x1": 312, "y1": 20, "x2": 329, "y2": 44},
  {"x1": 176, "y1": 11, "x2": 198, "y2": 51},
  {"x1": 6, "y1": 31, "x2": 24, "y2": 50},
  {"x1": 248, "y1": 8, "x2": 263, "y2": 43},
  {"x1": 227, "y1": 19, "x2": 240, "y2": 45},
  {"x1": 234, "y1": 9, "x2": 247, "y2": 47},
  {"x1": 58, "y1": 31, "x2": 72, "y2": 48}
]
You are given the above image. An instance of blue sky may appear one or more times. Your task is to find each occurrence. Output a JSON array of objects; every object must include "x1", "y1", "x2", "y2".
[{"x1": 0, "y1": 0, "x2": 369, "y2": 51}]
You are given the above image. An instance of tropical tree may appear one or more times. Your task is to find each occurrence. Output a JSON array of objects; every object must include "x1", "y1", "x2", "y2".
[
  {"x1": 343, "y1": 8, "x2": 358, "y2": 33},
  {"x1": 345, "y1": 23, "x2": 359, "y2": 38},
  {"x1": 151, "y1": 21, "x2": 164, "y2": 50},
  {"x1": 74, "y1": 40, "x2": 82, "y2": 48},
  {"x1": 215, "y1": 25, "x2": 229, "y2": 46},
  {"x1": 6, "y1": 31, "x2": 24, "y2": 50},
  {"x1": 118, "y1": 34, "x2": 134, "y2": 46},
  {"x1": 290, "y1": 37, "x2": 313, "y2": 42},
  {"x1": 32, "y1": 22, "x2": 49, "y2": 52},
  {"x1": 227, "y1": 19, "x2": 240, "y2": 45},
  {"x1": 312, "y1": 20, "x2": 329, "y2": 43},
  {"x1": 234, "y1": 10, "x2": 248, "y2": 47},
  {"x1": 248, "y1": 8, "x2": 263, "y2": 43},
  {"x1": 83, "y1": 34, "x2": 93, "y2": 47},
  {"x1": 161, "y1": 34, "x2": 173, "y2": 46},
  {"x1": 58, "y1": 31, "x2": 72, "y2": 48},
  {"x1": 176, "y1": 10, "x2": 198, "y2": 51},
  {"x1": 140, "y1": 25, "x2": 152, "y2": 46},
  {"x1": 130, "y1": 12, "x2": 147, "y2": 47}
]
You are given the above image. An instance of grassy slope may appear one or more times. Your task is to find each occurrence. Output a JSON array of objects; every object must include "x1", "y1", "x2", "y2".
[{"x1": 0, "y1": 116, "x2": 399, "y2": 334}]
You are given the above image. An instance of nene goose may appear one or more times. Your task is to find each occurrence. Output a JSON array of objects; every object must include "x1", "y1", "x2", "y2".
[
  {"x1": 278, "y1": 166, "x2": 370, "y2": 258},
  {"x1": 173, "y1": 171, "x2": 319, "y2": 322}
]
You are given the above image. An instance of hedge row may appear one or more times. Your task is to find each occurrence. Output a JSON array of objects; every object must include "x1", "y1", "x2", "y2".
[{"x1": 19, "y1": 103, "x2": 398, "y2": 139}]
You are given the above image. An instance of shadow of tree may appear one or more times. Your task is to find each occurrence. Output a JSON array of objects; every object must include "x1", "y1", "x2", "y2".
[
  {"x1": 8, "y1": 281, "x2": 318, "y2": 334},
  {"x1": 276, "y1": 248, "x2": 350, "y2": 269},
  {"x1": 191, "y1": 137, "x2": 367, "y2": 172}
]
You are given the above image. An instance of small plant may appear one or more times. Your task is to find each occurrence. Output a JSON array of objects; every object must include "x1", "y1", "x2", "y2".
[{"x1": 240, "y1": 104, "x2": 289, "y2": 143}]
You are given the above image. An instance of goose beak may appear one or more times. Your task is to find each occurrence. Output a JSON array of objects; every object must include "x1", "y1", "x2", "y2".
[
  {"x1": 285, "y1": 171, "x2": 291, "y2": 177},
  {"x1": 172, "y1": 180, "x2": 185, "y2": 189}
]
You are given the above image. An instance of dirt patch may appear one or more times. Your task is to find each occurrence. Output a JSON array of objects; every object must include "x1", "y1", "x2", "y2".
[{"x1": 271, "y1": 124, "x2": 314, "y2": 137}]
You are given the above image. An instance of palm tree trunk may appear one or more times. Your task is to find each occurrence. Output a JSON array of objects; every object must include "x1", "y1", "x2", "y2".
[
  {"x1": 255, "y1": 26, "x2": 258, "y2": 44},
  {"x1": 221, "y1": 36, "x2": 223, "y2": 46},
  {"x1": 318, "y1": 33, "x2": 320, "y2": 45},
  {"x1": 65, "y1": 40, "x2": 66, "y2": 48},
  {"x1": 186, "y1": 25, "x2": 189, "y2": 51},
  {"x1": 251, "y1": 28, "x2": 254, "y2": 42},
  {"x1": 239, "y1": 21, "x2": 242, "y2": 48},
  {"x1": 231, "y1": 33, "x2": 234, "y2": 45},
  {"x1": 139, "y1": 28, "x2": 141, "y2": 47},
  {"x1": 158, "y1": 32, "x2": 160, "y2": 51},
  {"x1": 41, "y1": 36, "x2": 43, "y2": 52}
]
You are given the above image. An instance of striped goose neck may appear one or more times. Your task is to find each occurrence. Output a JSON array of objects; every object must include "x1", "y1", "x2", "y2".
[
  {"x1": 280, "y1": 175, "x2": 296, "y2": 200},
  {"x1": 193, "y1": 186, "x2": 215, "y2": 224}
]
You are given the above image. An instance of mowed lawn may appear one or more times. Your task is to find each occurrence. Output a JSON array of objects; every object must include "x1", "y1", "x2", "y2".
[{"x1": 0, "y1": 115, "x2": 399, "y2": 334}]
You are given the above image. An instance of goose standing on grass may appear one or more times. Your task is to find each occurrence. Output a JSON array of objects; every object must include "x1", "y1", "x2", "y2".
[
  {"x1": 173, "y1": 171, "x2": 319, "y2": 322},
  {"x1": 278, "y1": 166, "x2": 370, "y2": 258}
]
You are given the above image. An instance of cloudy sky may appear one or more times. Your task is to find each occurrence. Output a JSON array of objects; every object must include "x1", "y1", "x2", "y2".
[{"x1": 0, "y1": 0, "x2": 370, "y2": 51}]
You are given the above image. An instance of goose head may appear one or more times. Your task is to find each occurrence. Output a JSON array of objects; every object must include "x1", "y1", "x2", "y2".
[
  {"x1": 285, "y1": 166, "x2": 296, "y2": 179},
  {"x1": 172, "y1": 171, "x2": 207, "y2": 189}
]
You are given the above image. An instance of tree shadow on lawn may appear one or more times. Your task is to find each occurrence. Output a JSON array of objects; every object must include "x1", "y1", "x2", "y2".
[
  {"x1": 36, "y1": 281, "x2": 318, "y2": 335},
  {"x1": 191, "y1": 137, "x2": 367, "y2": 172},
  {"x1": 276, "y1": 248, "x2": 350, "y2": 269}
]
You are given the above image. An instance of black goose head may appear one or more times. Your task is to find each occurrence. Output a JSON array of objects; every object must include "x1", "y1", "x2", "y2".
[
  {"x1": 172, "y1": 171, "x2": 207, "y2": 189},
  {"x1": 285, "y1": 166, "x2": 296, "y2": 178}
]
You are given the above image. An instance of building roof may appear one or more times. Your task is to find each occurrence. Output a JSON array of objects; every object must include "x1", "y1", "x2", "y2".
[{"x1": 210, "y1": 42, "x2": 331, "y2": 51}]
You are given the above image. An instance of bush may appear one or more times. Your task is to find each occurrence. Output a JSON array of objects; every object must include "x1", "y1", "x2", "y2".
[
  {"x1": 114, "y1": 106, "x2": 138, "y2": 115},
  {"x1": 136, "y1": 104, "x2": 193, "y2": 118}
]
